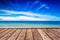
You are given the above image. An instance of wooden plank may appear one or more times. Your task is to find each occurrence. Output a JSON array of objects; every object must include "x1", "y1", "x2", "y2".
[
  {"x1": 8, "y1": 29, "x2": 21, "y2": 40},
  {"x1": 32, "y1": 29, "x2": 43, "y2": 40},
  {"x1": 52, "y1": 29, "x2": 60, "y2": 30},
  {"x1": 43, "y1": 29, "x2": 60, "y2": 40},
  {"x1": 25, "y1": 29, "x2": 33, "y2": 40},
  {"x1": 0, "y1": 28, "x2": 5, "y2": 31},
  {"x1": 0, "y1": 29, "x2": 16, "y2": 40},
  {"x1": 47, "y1": 29, "x2": 60, "y2": 38},
  {"x1": 52, "y1": 29, "x2": 60, "y2": 32},
  {"x1": 17, "y1": 29, "x2": 26, "y2": 40},
  {"x1": 0, "y1": 29, "x2": 8, "y2": 34},
  {"x1": 0, "y1": 28, "x2": 60, "y2": 40},
  {"x1": 37, "y1": 29, "x2": 52, "y2": 40},
  {"x1": 0, "y1": 29, "x2": 12, "y2": 38}
]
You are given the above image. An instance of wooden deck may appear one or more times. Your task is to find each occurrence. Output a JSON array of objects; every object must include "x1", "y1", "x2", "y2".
[{"x1": 0, "y1": 28, "x2": 60, "y2": 40}]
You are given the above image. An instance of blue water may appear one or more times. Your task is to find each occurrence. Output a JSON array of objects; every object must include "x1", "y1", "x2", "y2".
[{"x1": 0, "y1": 21, "x2": 60, "y2": 28}]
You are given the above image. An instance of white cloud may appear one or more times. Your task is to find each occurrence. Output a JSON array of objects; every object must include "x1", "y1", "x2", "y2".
[
  {"x1": 16, "y1": 16, "x2": 49, "y2": 21},
  {"x1": 0, "y1": 16, "x2": 17, "y2": 21},
  {"x1": 0, "y1": 10, "x2": 49, "y2": 17},
  {"x1": 0, "y1": 16, "x2": 49, "y2": 21},
  {"x1": 0, "y1": 10, "x2": 60, "y2": 21},
  {"x1": 36, "y1": 4, "x2": 49, "y2": 11}
]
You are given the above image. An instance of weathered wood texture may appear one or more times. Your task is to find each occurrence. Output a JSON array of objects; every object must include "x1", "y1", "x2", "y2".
[{"x1": 0, "y1": 28, "x2": 60, "y2": 40}]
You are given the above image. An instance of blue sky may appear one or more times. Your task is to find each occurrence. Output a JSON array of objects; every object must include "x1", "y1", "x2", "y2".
[{"x1": 0, "y1": 0, "x2": 60, "y2": 21}]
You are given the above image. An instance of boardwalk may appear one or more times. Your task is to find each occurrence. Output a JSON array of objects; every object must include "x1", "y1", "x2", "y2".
[{"x1": 0, "y1": 28, "x2": 60, "y2": 40}]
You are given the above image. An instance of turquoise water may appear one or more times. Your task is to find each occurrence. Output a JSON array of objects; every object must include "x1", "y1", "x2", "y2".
[{"x1": 0, "y1": 21, "x2": 60, "y2": 28}]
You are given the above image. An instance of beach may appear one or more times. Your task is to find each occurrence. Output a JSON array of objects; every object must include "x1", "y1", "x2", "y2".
[{"x1": 0, "y1": 28, "x2": 60, "y2": 40}]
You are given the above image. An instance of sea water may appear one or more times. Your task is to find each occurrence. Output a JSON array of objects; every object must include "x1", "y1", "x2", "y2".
[{"x1": 0, "y1": 21, "x2": 60, "y2": 28}]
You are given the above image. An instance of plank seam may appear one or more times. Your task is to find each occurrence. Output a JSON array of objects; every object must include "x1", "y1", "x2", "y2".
[{"x1": 15, "y1": 29, "x2": 22, "y2": 40}]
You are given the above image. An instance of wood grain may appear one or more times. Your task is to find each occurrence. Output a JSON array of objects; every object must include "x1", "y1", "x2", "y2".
[
  {"x1": 0, "y1": 28, "x2": 60, "y2": 40},
  {"x1": 17, "y1": 29, "x2": 26, "y2": 40}
]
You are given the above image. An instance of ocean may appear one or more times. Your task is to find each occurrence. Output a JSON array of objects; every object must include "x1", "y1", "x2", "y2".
[{"x1": 0, "y1": 21, "x2": 60, "y2": 28}]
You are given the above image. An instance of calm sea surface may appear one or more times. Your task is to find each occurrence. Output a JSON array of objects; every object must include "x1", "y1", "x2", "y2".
[{"x1": 0, "y1": 21, "x2": 60, "y2": 28}]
